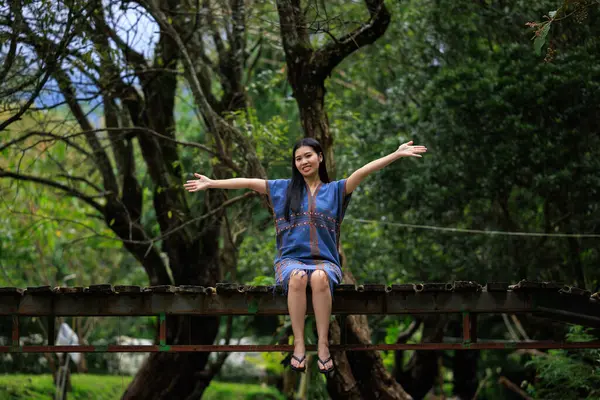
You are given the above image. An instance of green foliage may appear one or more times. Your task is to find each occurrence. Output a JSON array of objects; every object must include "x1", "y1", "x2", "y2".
[
  {"x1": 321, "y1": 1, "x2": 600, "y2": 396},
  {"x1": 0, "y1": 109, "x2": 152, "y2": 361},
  {"x1": 525, "y1": 327, "x2": 600, "y2": 399},
  {"x1": 0, "y1": 374, "x2": 284, "y2": 400},
  {"x1": 527, "y1": 351, "x2": 600, "y2": 399},
  {"x1": 237, "y1": 226, "x2": 278, "y2": 283},
  {"x1": 533, "y1": 19, "x2": 552, "y2": 56},
  {"x1": 247, "y1": 351, "x2": 285, "y2": 376},
  {"x1": 526, "y1": 1, "x2": 599, "y2": 58},
  {"x1": 327, "y1": 0, "x2": 600, "y2": 288},
  {"x1": 0, "y1": 109, "x2": 140, "y2": 289},
  {"x1": 225, "y1": 107, "x2": 290, "y2": 168}
]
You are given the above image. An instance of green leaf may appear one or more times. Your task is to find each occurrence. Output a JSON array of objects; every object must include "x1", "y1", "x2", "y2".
[
  {"x1": 167, "y1": 211, "x2": 172, "y2": 219},
  {"x1": 534, "y1": 23, "x2": 551, "y2": 56}
]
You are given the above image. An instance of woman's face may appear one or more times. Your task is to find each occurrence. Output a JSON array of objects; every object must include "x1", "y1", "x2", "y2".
[{"x1": 294, "y1": 146, "x2": 322, "y2": 178}]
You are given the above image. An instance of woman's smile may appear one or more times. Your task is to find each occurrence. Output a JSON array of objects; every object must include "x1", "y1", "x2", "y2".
[{"x1": 295, "y1": 145, "x2": 321, "y2": 176}]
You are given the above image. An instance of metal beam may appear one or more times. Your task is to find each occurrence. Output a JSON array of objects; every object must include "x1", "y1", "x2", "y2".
[
  {"x1": 2, "y1": 341, "x2": 600, "y2": 353},
  {"x1": 1, "y1": 282, "x2": 598, "y2": 324},
  {"x1": 0, "y1": 289, "x2": 560, "y2": 316}
]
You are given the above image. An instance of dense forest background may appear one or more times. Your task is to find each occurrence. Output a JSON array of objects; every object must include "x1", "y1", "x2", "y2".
[{"x1": 1, "y1": 0, "x2": 599, "y2": 399}]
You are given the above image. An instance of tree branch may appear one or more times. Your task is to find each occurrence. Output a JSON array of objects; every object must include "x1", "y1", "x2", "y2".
[
  {"x1": 275, "y1": 0, "x2": 311, "y2": 58},
  {"x1": 245, "y1": 37, "x2": 263, "y2": 84},
  {"x1": 142, "y1": 0, "x2": 266, "y2": 179},
  {"x1": 7, "y1": 210, "x2": 109, "y2": 239},
  {"x1": 0, "y1": 70, "x2": 47, "y2": 98},
  {"x1": 86, "y1": 5, "x2": 148, "y2": 134},
  {"x1": 396, "y1": 318, "x2": 422, "y2": 343},
  {"x1": 55, "y1": 174, "x2": 103, "y2": 193},
  {"x1": 91, "y1": 3, "x2": 148, "y2": 72},
  {"x1": 53, "y1": 67, "x2": 120, "y2": 194},
  {"x1": 17, "y1": 200, "x2": 172, "y2": 287},
  {"x1": 100, "y1": 126, "x2": 242, "y2": 174},
  {"x1": 17, "y1": 16, "x2": 120, "y2": 196},
  {"x1": 498, "y1": 376, "x2": 534, "y2": 400},
  {"x1": 0, "y1": 130, "x2": 92, "y2": 157},
  {"x1": 21, "y1": 190, "x2": 259, "y2": 249},
  {"x1": 230, "y1": 0, "x2": 246, "y2": 86},
  {"x1": 148, "y1": 191, "x2": 258, "y2": 247},
  {"x1": 0, "y1": 0, "x2": 22, "y2": 85},
  {"x1": 0, "y1": 169, "x2": 104, "y2": 213},
  {"x1": 0, "y1": 6, "x2": 77, "y2": 132},
  {"x1": 313, "y1": 0, "x2": 391, "y2": 77},
  {"x1": 203, "y1": 0, "x2": 226, "y2": 60},
  {"x1": 2, "y1": 125, "x2": 243, "y2": 176}
]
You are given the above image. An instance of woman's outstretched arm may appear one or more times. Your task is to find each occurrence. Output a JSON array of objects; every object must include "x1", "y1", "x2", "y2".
[
  {"x1": 184, "y1": 173, "x2": 267, "y2": 194},
  {"x1": 345, "y1": 141, "x2": 427, "y2": 194}
]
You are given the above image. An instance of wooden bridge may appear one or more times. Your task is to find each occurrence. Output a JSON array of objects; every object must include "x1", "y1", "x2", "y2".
[{"x1": 1, "y1": 280, "x2": 599, "y2": 353}]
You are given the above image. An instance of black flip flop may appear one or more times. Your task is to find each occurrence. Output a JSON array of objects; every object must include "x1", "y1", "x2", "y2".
[
  {"x1": 290, "y1": 354, "x2": 306, "y2": 372},
  {"x1": 317, "y1": 356, "x2": 335, "y2": 375}
]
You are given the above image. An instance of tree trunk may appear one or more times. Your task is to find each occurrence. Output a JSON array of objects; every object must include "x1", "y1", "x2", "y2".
[
  {"x1": 395, "y1": 315, "x2": 448, "y2": 400},
  {"x1": 453, "y1": 350, "x2": 479, "y2": 400},
  {"x1": 275, "y1": 0, "x2": 391, "y2": 175},
  {"x1": 123, "y1": 218, "x2": 222, "y2": 399},
  {"x1": 274, "y1": 2, "x2": 405, "y2": 397},
  {"x1": 119, "y1": 1, "x2": 258, "y2": 396},
  {"x1": 123, "y1": 315, "x2": 219, "y2": 400},
  {"x1": 327, "y1": 268, "x2": 412, "y2": 400},
  {"x1": 53, "y1": 354, "x2": 71, "y2": 400},
  {"x1": 444, "y1": 318, "x2": 479, "y2": 400},
  {"x1": 295, "y1": 80, "x2": 336, "y2": 175}
]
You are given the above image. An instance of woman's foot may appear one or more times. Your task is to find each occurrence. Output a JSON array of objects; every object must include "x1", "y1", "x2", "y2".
[
  {"x1": 290, "y1": 341, "x2": 306, "y2": 371},
  {"x1": 317, "y1": 342, "x2": 334, "y2": 373}
]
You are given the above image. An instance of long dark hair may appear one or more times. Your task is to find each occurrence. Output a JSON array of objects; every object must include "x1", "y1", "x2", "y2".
[{"x1": 284, "y1": 138, "x2": 330, "y2": 221}]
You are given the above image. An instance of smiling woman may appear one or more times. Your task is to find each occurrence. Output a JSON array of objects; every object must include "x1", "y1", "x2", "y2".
[{"x1": 184, "y1": 137, "x2": 426, "y2": 374}]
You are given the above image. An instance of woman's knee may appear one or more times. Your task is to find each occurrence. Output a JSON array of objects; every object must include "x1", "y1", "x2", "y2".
[
  {"x1": 288, "y1": 269, "x2": 308, "y2": 291},
  {"x1": 310, "y1": 270, "x2": 330, "y2": 291}
]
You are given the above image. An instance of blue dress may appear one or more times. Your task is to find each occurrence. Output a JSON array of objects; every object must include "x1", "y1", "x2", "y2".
[{"x1": 266, "y1": 179, "x2": 352, "y2": 296}]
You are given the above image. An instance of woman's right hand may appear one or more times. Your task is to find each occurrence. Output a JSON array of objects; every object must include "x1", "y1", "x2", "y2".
[{"x1": 184, "y1": 173, "x2": 213, "y2": 192}]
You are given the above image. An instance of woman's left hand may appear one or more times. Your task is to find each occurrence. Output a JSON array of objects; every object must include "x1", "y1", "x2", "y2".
[{"x1": 396, "y1": 141, "x2": 427, "y2": 158}]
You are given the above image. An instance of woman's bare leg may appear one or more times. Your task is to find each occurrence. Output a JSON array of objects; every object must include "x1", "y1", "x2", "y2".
[
  {"x1": 310, "y1": 270, "x2": 334, "y2": 370},
  {"x1": 288, "y1": 270, "x2": 308, "y2": 368}
]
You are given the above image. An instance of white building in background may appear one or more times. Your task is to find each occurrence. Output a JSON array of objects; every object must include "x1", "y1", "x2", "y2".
[
  {"x1": 105, "y1": 336, "x2": 269, "y2": 378},
  {"x1": 103, "y1": 336, "x2": 153, "y2": 376},
  {"x1": 1, "y1": 332, "x2": 268, "y2": 379}
]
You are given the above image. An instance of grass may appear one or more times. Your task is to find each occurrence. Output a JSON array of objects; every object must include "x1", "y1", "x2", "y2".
[
  {"x1": 0, "y1": 374, "x2": 284, "y2": 400},
  {"x1": 0, "y1": 374, "x2": 132, "y2": 400},
  {"x1": 203, "y1": 381, "x2": 284, "y2": 400}
]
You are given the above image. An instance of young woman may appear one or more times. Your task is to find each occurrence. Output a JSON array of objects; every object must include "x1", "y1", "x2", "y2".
[{"x1": 184, "y1": 138, "x2": 427, "y2": 374}]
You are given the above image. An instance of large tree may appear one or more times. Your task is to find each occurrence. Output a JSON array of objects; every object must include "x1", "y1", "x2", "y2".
[
  {"x1": 1, "y1": 0, "x2": 414, "y2": 398},
  {"x1": 2, "y1": 0, "x2": 263, "y2": 397}
]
